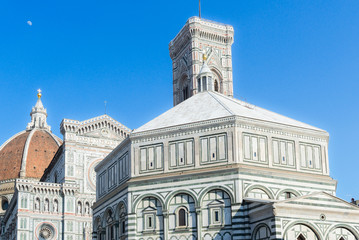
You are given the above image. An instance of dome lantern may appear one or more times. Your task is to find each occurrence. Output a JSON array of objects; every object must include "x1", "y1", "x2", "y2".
[{"x1": 26, "y1": 89, "x2": 51, "y2": 131}]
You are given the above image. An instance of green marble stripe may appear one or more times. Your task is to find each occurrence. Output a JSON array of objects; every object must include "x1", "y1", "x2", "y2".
[
  {"x1": 130, "y1": 171, "x2": 238, "y2": 187},
  {"x1": 249, "y1": 216, "x2": 273, "y2": 224},
  {"x1": 239, "y1": 172, "x2": 334, "y2": 186},
  {"x1": 247, "y1": 204, "x2": 266, "y2": 212},
  {"x1": 284, "y1": 201, "x2": 354, "y2": 210},
  {"x1": 232, "y1": 233, "x2": 251, "y2": 236},
  {"x1": 232, "y1": 215, "x2": 249, "y2": 219},
  {"x1": 230, "y1": 226, "x2": 250, "y2": 230},
  {"x1": 129, "y1": 177, "x2": 237, "y2": 191}
]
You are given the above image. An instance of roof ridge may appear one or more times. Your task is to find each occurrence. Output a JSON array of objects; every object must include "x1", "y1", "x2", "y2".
[
  {"x1": 210, "y1": 92, "x2": 324, "y2": 132},
  {"x1": 19, "y1": 129, "x2": 37, "y2": 178},
  {"x1": 208, "y1": 91, "x2": 235, "y2": 115}
]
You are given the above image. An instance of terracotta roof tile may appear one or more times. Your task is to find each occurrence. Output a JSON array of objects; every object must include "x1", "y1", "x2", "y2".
[{"x1": 0, "y1": 130, "x2": 61, "y2": 181}]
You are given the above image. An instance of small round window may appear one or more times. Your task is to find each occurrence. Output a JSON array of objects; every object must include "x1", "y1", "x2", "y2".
[{"x1": 37, "y1": 223, "x2": 55, "y2": 240}]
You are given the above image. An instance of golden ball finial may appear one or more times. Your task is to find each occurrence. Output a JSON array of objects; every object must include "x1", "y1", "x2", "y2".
[
  {"x1": 37, "y1": 89, "x2": 42, "y2": 99},
  {"x1": 203, "y1": 54, "x2": 207, "y2": 61}
]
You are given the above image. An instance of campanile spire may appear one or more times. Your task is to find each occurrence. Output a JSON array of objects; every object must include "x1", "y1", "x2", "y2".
[{"x1": 169, "y1": 17, "x2": 234, "y2": 106}]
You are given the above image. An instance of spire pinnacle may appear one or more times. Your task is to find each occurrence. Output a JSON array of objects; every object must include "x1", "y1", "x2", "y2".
[
  {"x1": 37, "y1": 89, "x2": 42, "y2": 99},
  {"x1": 26, "y1": 90, "x2": 51, "y2": 131},
  {"x1": 199, "y1": 0, "x2": 201, "y2": 18}
]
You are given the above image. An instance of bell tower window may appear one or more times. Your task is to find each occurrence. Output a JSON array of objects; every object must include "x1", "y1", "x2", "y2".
[
  {"x1": 180, "y1": 75, "x2": 190, "y2": 101},
  {"x1": 182, "y1": 85, "x2": 189, "y2": 101}
]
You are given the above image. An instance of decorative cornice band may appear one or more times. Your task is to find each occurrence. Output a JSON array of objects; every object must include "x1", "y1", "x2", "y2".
[{"x1": 131, "y1": 116, "x2": 327, "y2": 143}]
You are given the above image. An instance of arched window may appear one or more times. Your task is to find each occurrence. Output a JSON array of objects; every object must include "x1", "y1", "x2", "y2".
[
  {"x1": 179, "y1": 75, "x2": 190, "y2": 101},
  {"x1": 106, "y1": 210, "x2": 115, "y2": 240},
  {"x1": 182, "y1": 85, "x2": 189, "y2": 100},
  {"x1": 178, "y1": 208, "x2": 187, "y2": 227},
  {"x1": 254, "y1": 225, "x2": 271, "y2": 240},
  {"x1": 214, "y1": 80, "x2": 219, "y2": 92},
  {"x1": 1, "y1": 198, "x2": 8, "y2": 211},
  {"x1": 77, "y1": 201, "x2": 82, "y2": 215},
  {"x1": 118, "y1": 204, "x2": 126, "y2": 237}
]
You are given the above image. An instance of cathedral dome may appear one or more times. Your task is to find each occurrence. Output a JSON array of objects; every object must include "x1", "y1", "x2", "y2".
[{"x1": 0, "y1": 90, "x2": 62, "y2": 181}]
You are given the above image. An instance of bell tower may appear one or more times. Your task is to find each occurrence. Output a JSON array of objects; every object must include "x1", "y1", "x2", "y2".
[{"x1": 169, "y1": 17, "x2": 234, "y2": 106}]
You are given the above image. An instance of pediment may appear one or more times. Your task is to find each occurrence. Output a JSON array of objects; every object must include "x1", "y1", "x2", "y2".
[
  {"x1": 274, "y1": 192, "x2": 359, "y2": 211},
  {"x1": 83, "y1": 127, "x2": 123, "y2": 140},
  {"x1": 207, "y1": 199, "x2": 224, "y2": 206},
  {"x1": 142, "y1": 206, "x2": 156, "y2": 212}
]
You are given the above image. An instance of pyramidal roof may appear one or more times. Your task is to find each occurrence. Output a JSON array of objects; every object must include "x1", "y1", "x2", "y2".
[{"x1": 133, "y1": 91, "x2": 325, "y2": 134}]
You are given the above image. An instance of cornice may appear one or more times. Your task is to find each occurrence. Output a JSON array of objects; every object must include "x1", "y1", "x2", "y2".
[
  {"x1": 64, "y1": 133, "x2": 122, "y2": 149},
  {"x1": 131, "y1": 116, "x2": 328, "y2": 143}
]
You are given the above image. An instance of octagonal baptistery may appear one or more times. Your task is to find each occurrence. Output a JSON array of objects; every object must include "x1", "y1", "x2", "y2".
[{"x1": 0, "y1": 91, "x2": 62, "y2": 215}]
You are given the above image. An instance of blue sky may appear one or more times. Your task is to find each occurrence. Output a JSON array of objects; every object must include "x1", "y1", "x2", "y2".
[{"x1": 0, "y1": 0, "x2": 358, "y2": 200}]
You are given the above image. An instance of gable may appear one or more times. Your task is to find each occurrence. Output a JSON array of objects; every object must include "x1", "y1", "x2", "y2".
[{"x1": 275, "y1": 192, "x2": 359, "y2": 211}]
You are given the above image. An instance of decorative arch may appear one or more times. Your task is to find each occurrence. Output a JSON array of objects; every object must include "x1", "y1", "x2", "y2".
[
  {"x1": 132, "y1": 194, "x2": 165, "y2": 213},
  {"x1": 210, "y1": 67, "x2": 223, "y2": 93},
  {"x1": 283, "y1": 221, "x2": 322, "y2": 240},
  {"x1": 276, "y1": 189, "x2": 301, "y2": 200},
  {"x1": 187, "y1": 234, "x2": 196, "y2": 240},
  {"x1": 222, "y1": 232, "x2": 232, "y2": 240},
  {"x1": 179, "y1": 73, "x2": 190, "y2": 101},
  {"x1": 53, "y1": 198, "x2": 59, "y2": 213},
  {"x1": 244, "y1": 185, "x2": 274, "y2": 200},
  {"x1": 102, "y1": 207, "x2": 115, "y2": 226},
  {"x1": 94, "y1": 215, "x2": 102, "y2": 230},
  {"x1": 326, "y1": 224, "x2": 359, "y2": 240},
  {"x1": 165, "y1": 190, "x2": 198, "y2": 210},
  {"x1": 203, "y1": 233, "x2": 212, "y2": 240},
  {"x1": 198, "y1": 185, "x2": 235, "y2": 205},
  {"x1": 115, "y1": 200, "x2": 127, "y2": 221},
  {"x1": 252, "y1": 223, "x2": 271, "y2": 240}
]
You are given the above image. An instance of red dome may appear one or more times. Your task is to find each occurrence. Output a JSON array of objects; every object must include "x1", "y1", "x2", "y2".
[{"x1": 0, "y1": 129, "x2": 62, "y2": 181}]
